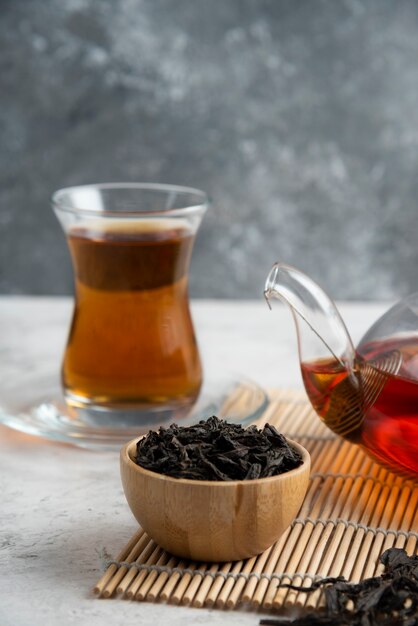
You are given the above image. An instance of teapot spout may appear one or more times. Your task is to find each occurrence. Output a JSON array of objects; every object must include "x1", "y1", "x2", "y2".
[{"x1": 264, "y1": 263, "x2": 356, "y2": 374}]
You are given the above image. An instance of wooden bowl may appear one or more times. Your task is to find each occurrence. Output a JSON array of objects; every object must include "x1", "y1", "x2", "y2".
[{"x1": 120, "y1": 437, "x2": 310, "y2": 562}]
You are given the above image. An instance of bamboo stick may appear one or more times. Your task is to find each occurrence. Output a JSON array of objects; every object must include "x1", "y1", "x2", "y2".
[
  {"x1": 222, "y1": 547, "x2": 262, "y2": 609},
  {"x1": 191, "y1": 563, "x2": 219, "y2": 608},
  {"x1": 316, "y1": 475, "x2": 375, "y2": 566},
  {"x1": 357, "y1": 476, "x2": 400, "y2": 581},
  {"x1": 283, "y1": 403, "x2": 315, "y2": 435},
  {"x1": 205, "y1": 562, "x2": 234, "y2": 606},
  {"x1": 404, "y1": 503, "x2": 418, "y2": 557},
  {"x1": 255, "y1": 512, "x2": 317, "y2": 608},
  {"x1": 102, "y1": 532, "x2": 153, "y2": 598},
  {"x1": 347, "y1": 479, "x2": 395, "y2": 583},
  {"x1": 268, "y1": 401, "x2": 312, "y2": 435},
  {"x1": 279, "y1": 476, "x2": 347, "y2": 608},
  {"x1": 215, "y1": 560, "x2": 245, "y2": 608},
  {"x1": 373, "y1": 483, "x2": 414, "y2": 577},
  {"x1": 248, "y1": 442, "x2": 330, "y2": 606},
  {"x1": 250, "y1": 439, "x2": 335, "y2": 609},
  {"x1": 396, "y1": 497, "x2": 418, "y2": 546},
  {"x1": 115, "y1": 532, "x2": 153, "y2": 595},
  {"x1": 170, "y1": 562, "x2": 198, "y2": 605},
  {"x1": 279, "y1": 449, "x2": 374, "y2": 608},
  {"x1": 159, "y1": 559, "x2": 187, "y2": 602},
  {"x1": 93, "y1": 527, "x2": 144, "y2": 595},
  {"x1": 302, "y1": 462, "x2": 382, "y2": 610},
  {"x1": 181, "y1": 563, "x2": 209, "y2": 606},
  {"x1": 124, "y1": 541, "x2": 160, "y2": 599},
  {"x1": 294, "y1": 454, "x2": 374, "y2": 609},
  {"x1": 356, "y1": 471, "x2": 411, "y2": 583},
  {"x1": 260, "y1": 442, "x2": 344, "y2": 608},
  {"x1": 135, "y1": 550, "x2": 170, "y2": 601},
  {"x1": 226, "y1": 547, "x2": 273, "y2": 609},
  {"x1": 286, "y1": 474, "x2": 363, "y2": 608},
  {"x1": 146, "y1": 555, "x2": 179, "y2": 602},
  {"x1": 265, "y1": 442, "x2": 357, "y2": 609},
  {"x1": 251, "y1": 523, "x2": 304, "y2": 608},
  {"x1": 338, "y1": 474, "x2": 388, "y2": 582}
]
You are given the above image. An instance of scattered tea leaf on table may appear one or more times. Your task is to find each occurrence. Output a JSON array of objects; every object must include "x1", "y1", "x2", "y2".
[{"x1": 259, "y1": 547, "x2": 418, "y2": 626}]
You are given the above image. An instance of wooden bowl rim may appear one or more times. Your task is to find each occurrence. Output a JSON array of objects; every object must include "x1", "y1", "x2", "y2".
[{"x1": 121, "y1": 436, "x2": 310, "y2": 488}]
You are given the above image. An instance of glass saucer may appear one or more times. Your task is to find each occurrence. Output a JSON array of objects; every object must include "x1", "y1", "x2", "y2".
[{"x1": 0, "y1": 370, "x2": 269, "y2": 450}]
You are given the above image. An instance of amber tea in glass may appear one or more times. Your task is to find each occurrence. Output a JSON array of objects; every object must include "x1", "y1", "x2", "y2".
[{"x1": 53, "y1": 183, "x2": 208, "y2": 429}]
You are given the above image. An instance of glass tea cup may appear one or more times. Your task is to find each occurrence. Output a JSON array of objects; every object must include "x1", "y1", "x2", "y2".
[{"x1": 52, "y1": 183, "x2": 208, "y2": 430}]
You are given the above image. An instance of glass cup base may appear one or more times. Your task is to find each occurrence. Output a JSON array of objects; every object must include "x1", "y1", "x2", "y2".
[
  {"x1": 0, "y1": 371, "x2": 269, "y2": 450},
  {"x1": 64, "y1": 389, "x2": 195, "y2": 429}
]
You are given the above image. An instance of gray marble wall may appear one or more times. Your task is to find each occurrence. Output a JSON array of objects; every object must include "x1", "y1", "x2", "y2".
[{"x1": 1, "y1": 0, "x2": 418, "y2": 299}]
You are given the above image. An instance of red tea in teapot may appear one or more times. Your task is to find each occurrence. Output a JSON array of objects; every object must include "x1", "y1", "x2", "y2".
[
  {"x1": 265, "y1": 262, "x2": 418, "y2": 478},
  {"x1": 301, "y1": 336, "x2": 418, "y2": 476}
]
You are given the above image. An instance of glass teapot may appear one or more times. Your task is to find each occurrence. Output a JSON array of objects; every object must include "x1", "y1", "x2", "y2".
[{"x1": 264, "y1": 262, "x2": 418, "y2": 478}]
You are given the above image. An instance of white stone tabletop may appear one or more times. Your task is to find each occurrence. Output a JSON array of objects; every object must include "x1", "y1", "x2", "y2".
[{"x1": 0, "y1": 297, "x2": 388, "y2": 626}]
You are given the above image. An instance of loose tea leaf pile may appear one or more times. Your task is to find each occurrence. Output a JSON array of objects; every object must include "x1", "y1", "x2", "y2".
[
  {"x1": 260, "y1": 548, "x2": 418, "y2": 626},
  {"x1": 135, "y1": 416, "x2": 302, "y2": 481}
]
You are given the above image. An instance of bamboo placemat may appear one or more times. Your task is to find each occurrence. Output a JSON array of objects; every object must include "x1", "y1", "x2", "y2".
[{"x1": 94, "y1": 388, "x2": 418, "y2": 611}]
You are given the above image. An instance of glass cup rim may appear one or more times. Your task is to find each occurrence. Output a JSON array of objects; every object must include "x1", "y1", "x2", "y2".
[{"x1": 51, "y1": 182, "x2": 210, "y2": 218}]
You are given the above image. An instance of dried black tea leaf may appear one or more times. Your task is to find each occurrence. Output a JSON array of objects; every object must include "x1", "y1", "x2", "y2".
[
  {"x1": 260, "y1": 547, "x2": 418, "y2": 626},
  {"x1": 135, "y1": 416, "x2": 302, "y2": 481}
]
